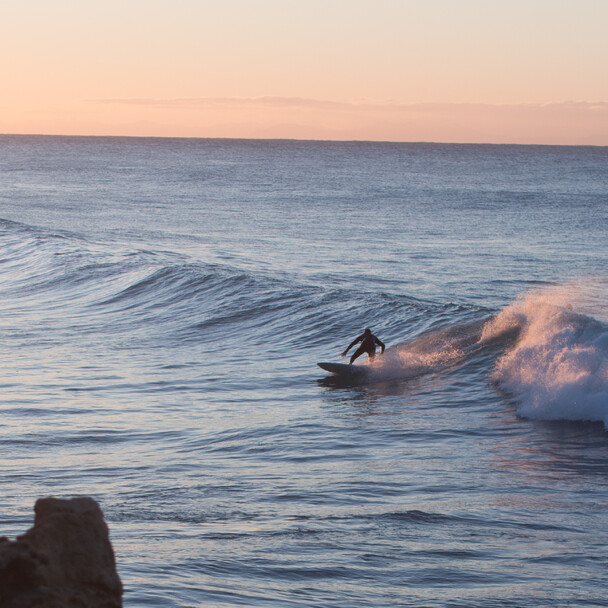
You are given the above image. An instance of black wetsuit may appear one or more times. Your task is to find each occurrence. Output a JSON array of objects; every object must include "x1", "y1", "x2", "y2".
[{"x1": 344, "y1": 331, "x2": 385, "y2": 364}]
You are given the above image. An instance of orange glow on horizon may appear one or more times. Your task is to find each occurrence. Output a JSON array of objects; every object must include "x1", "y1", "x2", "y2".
[
  {"x1": 1, "y1": 1, "x2": 607, "y2": 144},
  {"x1": 2, "y1": 99, "x2": 607, "y2": 146}
]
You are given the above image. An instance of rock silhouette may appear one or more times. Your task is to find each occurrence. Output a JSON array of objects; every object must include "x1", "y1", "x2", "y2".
[{"x1": 0, "y1": 496, "x2": 122, "y2": 608}]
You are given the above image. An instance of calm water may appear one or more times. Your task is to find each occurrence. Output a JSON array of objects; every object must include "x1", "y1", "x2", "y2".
[{"x1": 0, "y1": 135, "x2": 607, "y2": 607}]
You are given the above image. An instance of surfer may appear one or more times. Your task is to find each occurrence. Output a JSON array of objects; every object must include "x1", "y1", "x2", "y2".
[{"x1": 342, "y1": 328, "x2": 385, "y2": 364}]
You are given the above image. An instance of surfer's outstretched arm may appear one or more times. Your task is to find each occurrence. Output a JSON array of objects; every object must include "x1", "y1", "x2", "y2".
[
  {"x1": 375, "y1": 337, "x2": 385, "y2": 354},
  {"x1": 342, "y1": 335, "x2": 363, "y2": 357}
]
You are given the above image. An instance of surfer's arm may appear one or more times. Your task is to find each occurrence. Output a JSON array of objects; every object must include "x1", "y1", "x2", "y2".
[
  {"x1": 375, "y1": 337, "x2": 385, "y2": 353},
  {"x1": 342, "y1": 335, "x2": 362, "y2": 356}
]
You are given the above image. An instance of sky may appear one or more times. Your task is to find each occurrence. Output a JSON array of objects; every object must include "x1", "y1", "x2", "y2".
[{"x1": 1, "y1": 0, "x2": 607, "y2": 144}]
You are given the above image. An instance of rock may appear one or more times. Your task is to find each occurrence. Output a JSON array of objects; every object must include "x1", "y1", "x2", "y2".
[{"x1": 0, "y1": 497, "x2": 123, "y2": 608}]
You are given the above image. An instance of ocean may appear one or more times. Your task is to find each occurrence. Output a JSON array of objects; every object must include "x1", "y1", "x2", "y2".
[{"x1": 0, "y1": 135, "x2": 607, "y2": 607}]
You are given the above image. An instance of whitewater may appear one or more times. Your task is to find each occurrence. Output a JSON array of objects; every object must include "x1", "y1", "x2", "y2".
[
  {"x1": 0, "y1": 135, "x2": 607, "y2": 607},
  {"x1": 353, "y1": 282, "x2": 608, "y2": 429}
]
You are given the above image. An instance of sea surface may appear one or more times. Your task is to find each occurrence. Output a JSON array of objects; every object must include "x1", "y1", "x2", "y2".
[{"x1": 0, "y1": 135, "x2": 607, "y2": 607}]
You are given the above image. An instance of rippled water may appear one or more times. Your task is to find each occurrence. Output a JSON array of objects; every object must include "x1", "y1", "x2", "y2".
[{"x1": 0, "y1": 136, "x2": 607, "y2": 606}]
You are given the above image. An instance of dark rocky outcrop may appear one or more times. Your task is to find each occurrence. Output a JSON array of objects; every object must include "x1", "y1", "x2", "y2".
[{"x1": 0, "y1": 496, "x2": 122, "y2": 608}]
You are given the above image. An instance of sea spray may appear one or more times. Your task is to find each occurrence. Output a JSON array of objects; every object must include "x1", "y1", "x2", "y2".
[
  {"x1": 487, "y1": 286, "x2": 608, "y2": 426},
  {"x1": 363, "y1": 320, "x2": 485, "y2": 381}
]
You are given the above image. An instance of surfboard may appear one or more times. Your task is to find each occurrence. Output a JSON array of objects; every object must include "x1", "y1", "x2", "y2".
[{"x1": 317, "y1": 362, "x2": 369, "y2": 378}]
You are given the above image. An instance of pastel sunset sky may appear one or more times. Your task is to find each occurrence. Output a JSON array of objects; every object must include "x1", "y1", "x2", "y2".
[{"x1": 2, "y1": 0, "x2": 607, "y2": 144}]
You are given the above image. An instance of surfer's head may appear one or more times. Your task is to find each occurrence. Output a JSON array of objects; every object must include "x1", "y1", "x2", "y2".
[{"x1": 364, "y1": 328, "x2": 371, "y2": 335}]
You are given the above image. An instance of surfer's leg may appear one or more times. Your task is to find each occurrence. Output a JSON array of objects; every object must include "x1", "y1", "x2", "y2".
[{"x1": 350, "y1": 346, "x2": 366, "y2": 364}]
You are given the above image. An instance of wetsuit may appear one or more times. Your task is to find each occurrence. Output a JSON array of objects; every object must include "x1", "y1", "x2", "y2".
[{"x1": 343, "y1": 330, "x2": 385, "y2": 364}]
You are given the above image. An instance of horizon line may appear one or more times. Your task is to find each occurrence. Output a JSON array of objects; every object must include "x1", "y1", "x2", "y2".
[
  {"x1": 4, "y1": 96, "x2": 607, "y2": 146},
  {"x1": 2, "y1": 131, "x2": 607, "y2": 149}
]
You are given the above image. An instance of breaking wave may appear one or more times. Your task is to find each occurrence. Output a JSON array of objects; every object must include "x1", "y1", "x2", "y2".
[
  {"x1": 486, "y1": 282, "x2": 608, "y2": 427},
  {"x1": 343, "y1": 280, "x2": 608, "y2": 430}
]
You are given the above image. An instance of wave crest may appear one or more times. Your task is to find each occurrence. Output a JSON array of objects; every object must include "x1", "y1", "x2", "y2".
[{"x1": 489, "y1": 284, "x2": 608, "y2": 427}]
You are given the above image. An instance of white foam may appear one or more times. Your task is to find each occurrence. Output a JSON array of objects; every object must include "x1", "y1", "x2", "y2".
[{"x1": 489, "y1": 283, "x2": 608, "y2": 427}]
